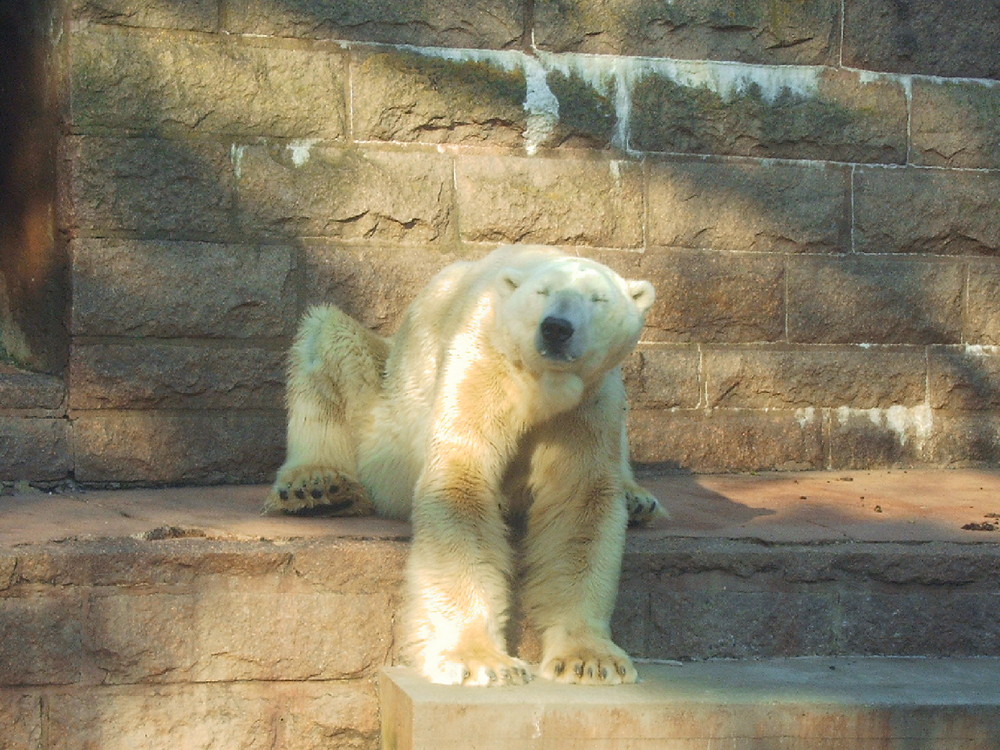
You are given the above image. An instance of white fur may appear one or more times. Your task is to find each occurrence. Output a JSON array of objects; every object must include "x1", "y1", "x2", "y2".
[{"x1": 266, "y1": 245, "x2": 664, "y2": 685}]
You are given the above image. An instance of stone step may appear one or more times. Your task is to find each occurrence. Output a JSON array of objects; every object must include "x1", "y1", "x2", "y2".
[{"x1": 380, "y1": 657, "x2": 1000, "y2": 750}]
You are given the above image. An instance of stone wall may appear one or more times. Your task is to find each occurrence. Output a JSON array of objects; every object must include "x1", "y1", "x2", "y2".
[{"x1": 3, "y1": 0, "x2": 1000, "y2": 485}]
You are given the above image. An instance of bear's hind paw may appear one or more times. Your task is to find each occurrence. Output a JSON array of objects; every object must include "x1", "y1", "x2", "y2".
[
  {"x1": 625, "y1": 482, "x2": 669, "y2": 526},
  {"x1": 263, "y1": 466, "x2": 374, "y2": 517}
]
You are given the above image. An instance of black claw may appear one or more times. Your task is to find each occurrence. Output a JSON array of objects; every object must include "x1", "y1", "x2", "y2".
[
  {"x1": 311, "y1": 488, "x2": 323, "y2": 499},
  {"x1": 617, "y1": 663, "x2": 627, "y2": 676},
  {"x1": 553, "y1": 661, "x2": 565, "y2": 676},
  {"x1": 574, "y1": 663, "x2": 584, "y2": 677},
  {"x1": 294, "y1": 488, "x2": 306, "y2": 500},
  {"x1": 278, "y1": 489, "x2": 289, "y2": 501},
  {"x1": 329, "y1": 484, "x2": 339, "y2": 494}
]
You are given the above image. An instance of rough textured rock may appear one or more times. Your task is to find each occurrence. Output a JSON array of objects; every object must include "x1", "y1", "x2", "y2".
[
  {"x1": 71, "y1": 28, "x2": 348, "y2": 138},
  {"x1": 966, "y1": 264, "x2": 1000, "y2": 346},
  {"x1": 787, "y1": 256, "x2": 965, "y2": 345},
  {"x1": 631, "y1": 69, "x2": 906, "y2": 163},
  {"x1": 842, "y1": 0, "x2": 1000, "y2": 78},
  {"x1": 929, "y1": 348, "x2": 1000, "y2": 410},
  {"x1": 455, "y1": 155, "x2": 644, "y2": 247},
  {"x1": 223, "y1": 0, "x2": 524, "y2": 49},
  {"x1": 647, "y1": 159, "x2": 849, "y2": 254},
  {"x1": 71, "y1": 240, "x2": 296, "y2": 339},
  {"x1": 623, "y1": 346, "x2": 702, "y2": 410},
  {"x1": 534, "y1": 0, "x2": 840, "y2": 65},
  {"x1": 69, "y1": 343, "x2": 285, "y2": 410},
  {"x1": 637, "y1": 250, "x2": 786, "y2": 343},
  {"x1": 236, "y1": 145, "x2": 454, "y2": 244},
  {"x1": 73, "y1": 0, "x2": 218, "y2": 30},
  {"x1": 854, "y1": 168, "x2": 1000, "y2": 256},
  {"x1": 704, "y1": 346, "x2": 927, "y2": 409},
  {"x1": 911, "y1": 79, "x2": 1000, "y2": 170},
  {"x1": 0, "y1": 417, "x2": 71, "y2": 481}
]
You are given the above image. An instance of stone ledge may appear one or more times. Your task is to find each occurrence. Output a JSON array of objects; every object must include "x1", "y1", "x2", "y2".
[{"x1": 381, "y1": 657, "x2": 1000, "y2": 749}]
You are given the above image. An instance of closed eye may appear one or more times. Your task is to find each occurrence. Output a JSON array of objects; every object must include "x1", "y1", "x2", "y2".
[{"x1": 591, "y1": 294, "x2": 608, "y2": 303}]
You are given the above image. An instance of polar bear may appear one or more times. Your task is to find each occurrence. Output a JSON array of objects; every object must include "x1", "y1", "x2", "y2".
[{"x1": 265, "y1": 245, "x2": 664, "y2": 685}]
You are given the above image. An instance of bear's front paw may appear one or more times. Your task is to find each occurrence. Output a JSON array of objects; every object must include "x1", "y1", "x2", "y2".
[
  {"x1": 625, "y1": 481, "x2": 669, "y2": 526},
  {"x1": 263, "y1": 465, "x2": 374, "y2": 517},
  {"x1": 423, "y1": 649, "x2": 533, "y2": 687},
  {"x1": 540, "y1": 639, "x2": 637, "y2": 685}
]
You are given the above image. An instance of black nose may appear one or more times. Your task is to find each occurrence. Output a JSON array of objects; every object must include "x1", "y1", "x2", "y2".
[{"x1": 540, "y1": 316, "x2": 574, "y2": 346}]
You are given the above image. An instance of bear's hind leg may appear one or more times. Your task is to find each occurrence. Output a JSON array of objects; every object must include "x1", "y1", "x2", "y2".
[{"x1": 264, "y1": 306, "x2": 388, "y2": 516}]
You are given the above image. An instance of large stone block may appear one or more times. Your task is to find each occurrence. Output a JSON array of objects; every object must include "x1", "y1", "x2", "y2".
[
  {"x1": 69, "y1": 343, "x2": 285, "y2": 410},
  {"x1": 630, "y1": 68, "x2": 906, "y2": 163},
  {"x1": 303, "y1": 243, "x2": 464, "y2": 335},
  {"x1": 352, "y1": 50, "x2": 527, "y2": 147},
  {"x1": 921, "y1": 411, "x2": 1000, "y2": 467},
  {"x1": 0, "y1": 593, "x2": 87, "y2": 685},
  {"x1": 623, "y1": 345, "x2": 701, "y2": 409},
  {"x1": 71, "y1": 410, "x2": 284, "y2": 483},
  {"x1": 72, "y1": 28, "x2": 348, "y2": 139},
  {"x1": 827, "y1": 405, "x2": 931, "y2": 469},
  {"x1": 0, "y1": 370, "x2": 65, "y2": 412},
  {"x1": 629, "y1": 408, "x2": 825, "y2": 471},
  {"x1": 455, "y1": 155, "x2": 644, "y2": 247},
  {"x1": 787, "y1": 256, "x2": 964, "y2": 345},
  {"x1": 61, "y1": 136, "x2": 237, "y2": 239},
  {"x1": 224, "y1": 0, "x2": 524, "y2": 49},
  {"x1": 534, "y1": 0, "x2": 840, "y2": 65},
  {"x1": 929, "y1": 348, "x2": 1000, "y2": 410},
  {"x1": 0, "y1": 691, "x2": 41, "y2": 750},
  {"x1": 73, "y1": 0, "x2": 218, "y2": 31},
  {"x1": 647, "y1": 159, "x2": 849, "y2": 254},
  {"x1": 843, "y1": 0, "x2": 1000, "y2": 78},
  {"x1": 704, "y1": 346, "x2": 927, "y2": 409},
  {"x1": 636, "y1": 250, "x2": 785, "y2": 343},
  {"x1": 911, "y1": 79, "x2": 1000, "y2": 170},
  {"x1": 854, "y1": 168, "x2": 1000, "y2": 256},
  {"x1": 71, "y1": 239, "x2": 296, "y2": 339},
  {"x1": 236, "y1": 145, "x2": 454, "y2": 244},
  {"x1": 967, "y1": 263, "x2": 1000, "y2": 346},
  {"x1": 648, "y1": 591, "x2": 836, "y2": 660},
  {"x1": 0, "y1": 417, "x2": 71, "y2": 481},
  {"x1": 45, "y1": 681, "x2": 378, "y2": 750}
]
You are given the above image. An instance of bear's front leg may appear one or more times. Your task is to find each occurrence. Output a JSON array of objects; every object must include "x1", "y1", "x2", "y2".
[{"x1": 404, "y1": 465, "x2": 531, "y2": 686}]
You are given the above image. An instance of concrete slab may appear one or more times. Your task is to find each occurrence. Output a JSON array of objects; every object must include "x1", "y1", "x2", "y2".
[
  {"x1": 3, "y1": 468, "x2": 1000, "y2": 547},
  {"x1": 381, "y1": 657, "x2": 1000, "y2": 749}
]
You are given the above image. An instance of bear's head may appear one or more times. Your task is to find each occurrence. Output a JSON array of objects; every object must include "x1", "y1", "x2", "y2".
[{"x1": 498, "y1": 256, "x2": 655, "y2": 383}]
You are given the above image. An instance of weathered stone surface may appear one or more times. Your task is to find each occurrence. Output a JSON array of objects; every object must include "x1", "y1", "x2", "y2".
[
  {"x1": 73, "y1": 0, "x2": 218, "y2": 31},
  {"x1": 0, "y1": 417, "x2": 71, "y2": 481},
  {"x1": 827, "y1": 405, "x2": 931, "y2": 469},
  {"x1": 648, "y1": 591, "x2": 836, "y2": 660},
  {"x1": 71, "y1": 410, "x2": 284, "y2": 483},
  {"x1": 929, "y1": 348, "x2": 1000, "y2": 410},
  {"x1": 967, "y1": 263, "x2": 1000, "y2": 346},
  {"x1": 631, "y1": 68, "x2": 906, "y2": 163},
  {"x1": 303, "y1": 243, "x2": 464, "y2": 334},
  {"x1": 544, "y1": 68, "x2": 618, "y2": 149},
  {"x1": 352, "y1": 50, "x2": 526, "y2": 147},
  {"x1": 0, "y1": 594, "x2": 87, "y2": 684},
  {"x1": 637, "y1": 250, "x2": 785, "y2": 343},
  {"x1": 922, "y1": 411, "x2": 1000, "y2": 467},
  {"x1": 854, "y1": 168, "x2": 1000, "y2": 256},
  {"x1": 911, "y1": 79, "x2": 1000, "y2": 170},
  {"x1": 629, "y1": 408, "x2": 825, "y2": 471},
  {"x1": 623, "y1": 345, "x2": 701, "y2": 409},
  {"x1": 534, "y1": 0, "x2": 840, "y2": 65},
  {"x1": 0, "y1": 691, "x2": 41, "y2": 749},
  {"x1": 224, "y1": 0, "x2": 524, "y2": 49},
  {"x1": 46, "y1": 681, "x2": 378, "y2": 750},
  {"x1": 71, "y1": 239, "x2": 296, "y2": 339},
  {"x1": 647, "y1": 160, "x2": 849, "y2": 254},
  {"x1": 236, "y1": 145, "x2": 454, "y2": 244},
  {"x1": 841, "y1": 592, "x2": 1000, "y2": 656},
  {"x1": 72, "y1": 29, "x2": 348, "y2": 139},
  {"x1": 85, "y1": 589, "x2": 393, "y2": 683},
  {"x1": 0, "y1": 369, "x2": 65, "y2": 411},
  {"x1": 456, "y1": 155, "x2": 644, "y2": 247},
  {"x1": 61, "y1": 136, "x2": 236, "y2": 239},
  {"x1": 787, "y1": 256, "x2": 964, "y2": 345},
  {"x1": 842, "y1": 0, "x2": 1000, "y2": 79},
  {"x1": 69, "y1": 343, "x2": 285, "y2": 410},
  {"x1": 704, "y1": 346, "x2": 927, "y2": 409}
]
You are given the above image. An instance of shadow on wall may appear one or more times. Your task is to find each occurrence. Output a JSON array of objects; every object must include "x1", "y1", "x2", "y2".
[{"x1": 0, "y1": 0, "x2": 67, "y2": 374}]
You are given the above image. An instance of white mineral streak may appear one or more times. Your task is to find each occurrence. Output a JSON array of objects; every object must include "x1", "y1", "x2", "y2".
[
  {"x1": 408, "y1": 46, "x2": 824, "y2": 154},
  {"x1": 836, "y1": 404, "x2": 934, "y2": 447},
  {"x1": 287, "y1": 138, "x2": 321, "y2": 167}
]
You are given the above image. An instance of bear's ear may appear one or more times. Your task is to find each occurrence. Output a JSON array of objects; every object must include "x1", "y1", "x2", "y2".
[
  {"x1": 501, "y1": 268, "x2": 524, "y2": 294},
  {"x1": 627, "y1": 279, "x2": 655, "y2": 314}
]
